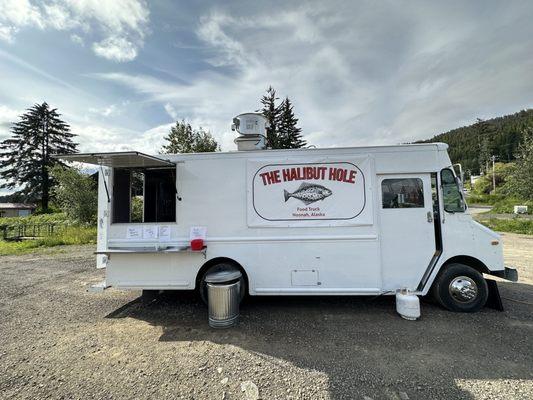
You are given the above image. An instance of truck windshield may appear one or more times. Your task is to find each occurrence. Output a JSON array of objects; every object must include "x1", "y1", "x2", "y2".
[{"x1": 441, "y1": 169, "x2": 465, "y2": 213}]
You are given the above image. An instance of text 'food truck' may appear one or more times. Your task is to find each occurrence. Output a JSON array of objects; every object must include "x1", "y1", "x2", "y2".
[{"x1": 56, "y1": 113, "x2": 518, "y2": 319}]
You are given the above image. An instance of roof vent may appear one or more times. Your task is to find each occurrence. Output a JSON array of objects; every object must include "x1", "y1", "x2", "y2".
[{"x1": 232, "y1": 113, "x2": 269, "y2": 151}]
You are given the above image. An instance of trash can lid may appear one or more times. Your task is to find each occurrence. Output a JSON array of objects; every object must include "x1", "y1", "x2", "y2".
[{"x1": 205, "y1": 269, "x2": 242, "y2": 283}]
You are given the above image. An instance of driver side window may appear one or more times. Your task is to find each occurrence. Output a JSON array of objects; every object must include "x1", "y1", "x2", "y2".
[{"x1": 441, "y1": 169, "x2": 465, "y2": 213}]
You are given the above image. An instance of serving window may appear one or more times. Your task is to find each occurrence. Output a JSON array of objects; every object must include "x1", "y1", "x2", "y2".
[{"x1": 112, "y1": 168, "x2": 176, "y2": 223}]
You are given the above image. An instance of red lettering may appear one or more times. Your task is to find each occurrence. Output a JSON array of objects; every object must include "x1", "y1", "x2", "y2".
[
  {"x1": 290, "y1": 168, "x2": 298, "y2": 181},
  {"x1": 305, "y1": 166, "x2": 314, "y2": 180},
  {"x1": 336, "y1": 169, "x2": 344, "y2": 181},
  {"x1": 328, "y1": 167, "x2": 336, "y2": 180},
  {"x1": 273, "y1": 165, "x2": 353, "y2": 184},
  {"x1": 260, "y1": 172, "x2": 269, "y2": 185},
  {"x1": 347, "y1": 170, "x2": 357, "y2": 183},
  {"x1": 260, "y1": 170, "x2": 281, "y2": 185}
]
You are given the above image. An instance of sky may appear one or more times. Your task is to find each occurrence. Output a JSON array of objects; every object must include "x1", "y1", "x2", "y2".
[{"x1": 0, "y1": 0, "x2": 532, "y2": 179}]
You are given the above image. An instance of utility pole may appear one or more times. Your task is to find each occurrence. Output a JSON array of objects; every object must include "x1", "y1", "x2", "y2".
[{"x1": 491, "y1": 155, "x2": 497, "y2": 193}]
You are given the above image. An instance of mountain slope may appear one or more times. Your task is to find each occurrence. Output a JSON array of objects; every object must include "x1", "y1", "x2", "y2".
[{"x1": 419, "y1": 109, "x2": 533, "y2": 174}]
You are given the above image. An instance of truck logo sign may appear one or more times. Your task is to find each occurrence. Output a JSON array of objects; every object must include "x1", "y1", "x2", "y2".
[{"x1": 248, "y1": 158, "x2": 373, "y2": 227}]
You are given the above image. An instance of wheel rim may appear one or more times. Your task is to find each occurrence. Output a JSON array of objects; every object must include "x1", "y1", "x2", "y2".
[{"x1": 449, "y1": 276, "x2": 478, "y2": 303}]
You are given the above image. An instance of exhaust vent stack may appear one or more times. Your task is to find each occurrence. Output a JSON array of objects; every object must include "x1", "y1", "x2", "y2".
[{"x1": 232, "y1": 113, "x2": 269, "y2": 151}]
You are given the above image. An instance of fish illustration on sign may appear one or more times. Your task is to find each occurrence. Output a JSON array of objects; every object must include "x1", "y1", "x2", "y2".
[{"x1": 283, "y1": 182, "x2": 333, "y2": 205}]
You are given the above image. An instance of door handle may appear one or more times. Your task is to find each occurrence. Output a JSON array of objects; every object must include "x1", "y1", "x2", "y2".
[{"x1": 427, "y1": 211, "x2": 433, "y2": 223}]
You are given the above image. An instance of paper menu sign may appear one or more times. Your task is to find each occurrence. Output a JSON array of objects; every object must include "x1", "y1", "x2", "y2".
[
  {"x1": 126, "y1": 226, "x2": 142, "y2": 239},
  {"x1": 190, "y1": 226, "x2": 207, "y2": 241},
  {"x1": 142, "y1": 226, "x2": 158, "y2": 239},
  {"x1": 158, "y1": 225, "x2": 171, "y2": 241}
]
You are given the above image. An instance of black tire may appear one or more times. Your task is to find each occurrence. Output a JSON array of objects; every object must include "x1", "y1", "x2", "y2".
[
  {"x1": 431, "y1": 263, "x2": 488, "y2": 312},
  {"x1": 199, "y1": 263, "x2": 246, "y2": 305}
]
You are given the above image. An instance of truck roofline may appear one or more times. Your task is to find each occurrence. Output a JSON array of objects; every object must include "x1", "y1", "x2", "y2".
[{"x1": 160, "y1": 142, "x2": 449, "y2": 159}]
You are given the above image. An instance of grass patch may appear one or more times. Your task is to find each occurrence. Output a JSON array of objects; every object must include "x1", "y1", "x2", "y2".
[
  {"x1": 475, "y1": 217, "x2": 533, "y2": 235},
  {"x1": 490, "y1": 198, "x2": 533, "y2": 214},
  {"x1": 0, "y1": 225, "x2": 96, "y2": 256},
  {"x1": 466, "y1": 193, "x2": 506, "y2": 205},
  {"x1": 467, "y1": 194, "x2": 532, "y2": 214},
  {"x1": 0, "y1": 212, "x2": 70, "y2": 227}
]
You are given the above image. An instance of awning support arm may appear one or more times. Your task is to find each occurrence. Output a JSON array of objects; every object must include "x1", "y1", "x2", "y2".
[
  {"x1": 171, "y1": 166, "x2": 182, "y2": 201},
  {"x1": 100, "y1": 165, "x2": 111, "y2": 203}
]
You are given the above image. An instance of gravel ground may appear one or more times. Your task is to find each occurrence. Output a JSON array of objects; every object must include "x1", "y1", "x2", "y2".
[{"x1": 0, "y1": 236, "x2": 532, "y2": 400}]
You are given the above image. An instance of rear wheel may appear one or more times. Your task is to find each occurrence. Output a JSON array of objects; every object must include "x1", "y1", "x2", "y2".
[
  {"x1": 431, "y1": 263, "x2": 488, "y2": 312},
  {"x1": 199, "y1": 263, "x2": 246, "y2": 305}
]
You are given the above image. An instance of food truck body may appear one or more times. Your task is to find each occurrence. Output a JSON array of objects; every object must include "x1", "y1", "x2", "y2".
[{"x1": 61, "y1": 143, "x2": 516, "y2": 312}]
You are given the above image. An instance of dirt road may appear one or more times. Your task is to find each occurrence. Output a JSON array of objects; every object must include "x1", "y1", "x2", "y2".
[{"x1": 0, "y1": 235, "x2": 532, "y2": 400}]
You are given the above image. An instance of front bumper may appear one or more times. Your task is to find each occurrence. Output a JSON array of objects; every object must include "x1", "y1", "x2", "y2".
[{"x1": 489, "y1": 266, "x2": 518, "y2": 282}]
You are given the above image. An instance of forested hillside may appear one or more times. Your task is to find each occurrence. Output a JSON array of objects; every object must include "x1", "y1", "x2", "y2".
[{"x1": 419, "y1": 109, "x2": 533, "y2": 174}]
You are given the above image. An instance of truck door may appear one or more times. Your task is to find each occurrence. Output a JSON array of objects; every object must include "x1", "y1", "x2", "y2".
[{"x1": 378, "y1": 174, "x2": 436, "y2": 291}]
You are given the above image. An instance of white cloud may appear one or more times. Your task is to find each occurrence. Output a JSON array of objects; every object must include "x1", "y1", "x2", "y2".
[
  {"x1": 72, "y1": 122, "x2": 170, "y2": 153},
  {"x1": 164, "y1": 103, "x2": 178, "y2": 120},
  {"x1": 180, "y1": 4, "x2": 533, "y2": 147},
  {"x1": 42, "y1": 3, "x2": 77, "y2": 30},
  {"x1": 0, "y1": 0, "x2": 149, "y2": 61},
  {"x1": 70, "y1": 33, "x2": 84, "y2": 46},
  {"x1": 0, "y1": 104, "x2": 21, "y2": 140},
  {"x1": 92, "y1": 36, "x2": 138, "y2": 62},
  {"x1": 3, "y1": 1, "x2": 529, "y2": 159},
  {"x1": 90, "y1": 4, "x2": 380, "y2": 150},
  {"x1": 0, "y1": 23, "x2": 16, "y2": 43},
  {"x1": 88, "y1": 103, "x2": 119, "y2": 117},
  {"x1": 197, "y1": 12, "x2": 248, "y2": 67},
  {"x1": 0, "y1": 0, "x2": 43, "y2": 29}
]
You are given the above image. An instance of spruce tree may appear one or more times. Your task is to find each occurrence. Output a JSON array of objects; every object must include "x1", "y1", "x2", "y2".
[
  {"x1": 193, "y1": 127, "x2": 220, "y2": 152},
  {"x1": 277, "y1": 97, "x2": 306, "y2": 149},
  {"x1": 0, "y1": 102, "x2": 77, "y2": 210},
  {"x1": 506, "y1": 127, "x2": 533, "y2": 200},
  {"x1": 260, "y1": 86, "x2": 281, "y2": 149},
  {"x1": 161, "y1": 120, "x2": 195, "y2": 153},
  {"x1": 476, "y1": 118, "x2": 494, "y2": 174},
  {"x1": 161, "y1": 120, "x2": 219, "y2": 153}
]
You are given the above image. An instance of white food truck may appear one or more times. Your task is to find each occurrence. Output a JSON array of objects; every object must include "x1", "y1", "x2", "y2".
[{"x1": 57, "y1": 114, "x2": 517, "y2": 314}]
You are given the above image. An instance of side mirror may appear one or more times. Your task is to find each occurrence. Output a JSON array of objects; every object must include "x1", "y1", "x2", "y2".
[{"x1": 455, "y1": 176, "x2": 464, "y2": 191}]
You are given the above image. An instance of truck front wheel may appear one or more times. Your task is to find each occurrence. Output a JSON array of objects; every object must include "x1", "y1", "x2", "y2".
[{"x1": 431, "y1": 263, "x2": 488, "y2": 312}]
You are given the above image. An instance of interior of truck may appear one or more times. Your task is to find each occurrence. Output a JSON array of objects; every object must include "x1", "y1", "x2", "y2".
[{"x1": 112, "y1": 167, "x2": 176, "y2": 223}]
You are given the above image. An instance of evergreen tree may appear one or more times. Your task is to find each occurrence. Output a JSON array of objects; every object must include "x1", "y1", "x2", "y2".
[
  {"x1": 161, "y1": 120, "x2": 219, "y2": 153},
  {"x1": 0, "y1": 103, "x2": 77, "y2": 210},
  {"x1": 505, "y1": 127, "x2": 533, "y2": 200},
  {"x1": 476, "y1": 118, "x2": 494, "y2": 174},
  {"x1": 418, "y1": 109, "x2": 533, "y2": 174},
  {"x1": 161, "y1": 120, "x2": 195, "y2": 153},
  {"x1": 194, "y1": 127, "x2": 220, "y2": 152},
  {"x1": 260, "y1": 86, "x2": 281, "y2": 149},
  {"x1": 277, "y1": 97, "x2": 306, "y2": 149}
]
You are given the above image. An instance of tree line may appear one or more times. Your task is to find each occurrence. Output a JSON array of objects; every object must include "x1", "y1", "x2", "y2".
[
  {"x1": 162, "y1": 86, "x2": 306, "y2": 153},
  {"x1": 418, "y1": 109, "x2": 533, "y2": 175},
  {"x1": 2, "y1": 100, "x2": 531, "y2": 220},
  {"x1": 0, "y1": 89, "x2": 306, "y2": 214}
]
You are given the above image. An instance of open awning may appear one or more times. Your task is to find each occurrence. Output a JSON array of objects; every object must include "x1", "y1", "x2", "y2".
[{"x1": 53, "y1": 151, "x2": 174, "y2": 168}]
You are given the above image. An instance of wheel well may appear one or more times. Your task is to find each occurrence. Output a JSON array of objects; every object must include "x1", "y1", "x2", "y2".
[
  {"x1": 195, "y1": 257, "x2": 249, "y2": 293},
  {"x1": 441, "y1": 255, "x2": 489, "y2": 275}
]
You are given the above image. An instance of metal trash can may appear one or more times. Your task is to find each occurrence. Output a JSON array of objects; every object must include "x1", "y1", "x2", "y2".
[{"x1": 205, "y1": 270, "x2": 242, "y2": 328}]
